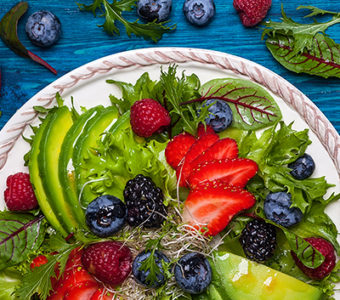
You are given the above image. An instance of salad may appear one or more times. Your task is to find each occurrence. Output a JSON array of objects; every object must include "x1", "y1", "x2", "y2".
[{"x1": 0, "y1": 65, "x2": 339, "y2": 300}]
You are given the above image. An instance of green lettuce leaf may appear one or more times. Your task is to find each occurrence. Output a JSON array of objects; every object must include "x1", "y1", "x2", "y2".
[
  {"x1": 79, "y1": 111, "x2": 177, "y2": 205},
  {"x1": 0, "y1": 268, "x2": 21, "y2": 300}
]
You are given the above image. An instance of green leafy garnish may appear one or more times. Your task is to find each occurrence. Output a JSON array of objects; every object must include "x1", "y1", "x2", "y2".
[
  {"x1": 15, "y1": 234, "x2": 80, "y2": 300},
  {"x1": 77, "y1": 0, "x2": 175, "y2": 42},
  {"x1": 262, "y1": 6, "x2": 340, "y2": 78}
]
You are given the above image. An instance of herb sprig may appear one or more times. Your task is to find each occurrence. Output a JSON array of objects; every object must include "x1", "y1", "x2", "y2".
[{"x1": 77, "y1": 0, "x2": 175, "y2": 42}]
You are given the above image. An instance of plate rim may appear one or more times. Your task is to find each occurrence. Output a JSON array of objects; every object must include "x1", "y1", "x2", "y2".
[{"x1": 0, "y1": 46, "x2": 339, "y2": 174}]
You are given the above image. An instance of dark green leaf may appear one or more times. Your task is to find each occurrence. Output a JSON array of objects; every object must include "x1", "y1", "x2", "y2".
[
  {"x1": 0, "y1": 2, "x2": 57, "y2": 74},
  {"x1": 297, "y1": 5, "x2": 340, "y2": 18},
  {"x1": 199, "y1": 78, "x2": 282, "y2": 130},
  {"x1": 0, "y1": 213, "x2": 46, "y2": 270}
]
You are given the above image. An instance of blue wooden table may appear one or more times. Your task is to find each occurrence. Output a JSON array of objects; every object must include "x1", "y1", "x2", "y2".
[{"x1": 0, "y1": 0, "x2": 339, "y2": 132}]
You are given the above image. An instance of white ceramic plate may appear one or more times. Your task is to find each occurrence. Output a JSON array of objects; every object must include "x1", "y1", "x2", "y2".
[{"x1": 0, "y1": 47, "x2": 339, "y2": 298}]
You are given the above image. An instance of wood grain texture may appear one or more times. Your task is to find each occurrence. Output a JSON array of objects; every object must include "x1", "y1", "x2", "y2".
[{"x1": 0, "y1": 0, "x2": 339, "y2": 132}]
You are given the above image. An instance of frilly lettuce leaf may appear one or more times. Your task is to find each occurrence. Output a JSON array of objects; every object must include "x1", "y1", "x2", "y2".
[
  {"x1": 80, "y1": 112, "x2": 177, "y2": 205},
  {"x1": 0, "y1": 268, "x2": 21, "y2": 300}
]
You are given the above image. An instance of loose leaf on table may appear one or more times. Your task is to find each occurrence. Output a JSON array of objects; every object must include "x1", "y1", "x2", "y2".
[
  {"x1": 77, "y1": 0, "x2": 175, "y2": 42},
  {"x1": 266, "y1": 33, "x2": 340, "y2": 79},
  {"x1": 0, "y1": 2, "x2": 57, "y2": 75},
  {"x1": 196, "y1": 78, "x2": 282, "y2": 130},
  {"x1": 0, "y1": 212, "x2": 46, "y2": 270},
  {"x1": 262, "y1": 6, "x2": 340, "y2": 78}
]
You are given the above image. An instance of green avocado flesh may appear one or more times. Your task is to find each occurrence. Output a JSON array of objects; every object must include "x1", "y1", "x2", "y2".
[
  {"x1": 58, "y1": 106, "x2": 104, "y2": 230},
  {"x1": 38, "y1": 106, "x2": 76, "y2": 234},
  {"x1": 29, "y1": 111, "x2": 67, "y2": 236},
  {"x1": 73, "y1": 106, "x2": 119, "y2": 207},
  {"x1": 194, "y1": 252, "x2": 322, "y2": 300}
]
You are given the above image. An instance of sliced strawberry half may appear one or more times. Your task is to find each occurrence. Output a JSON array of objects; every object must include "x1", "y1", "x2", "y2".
[
  {"x1": 197, "y1": 123, "x2": 217, "y2": 137},
  {"x1": 177, "y1": 133, "x2": 219, "y2": 186},
  {"x1": 47, "y1": 248, "x2": 97, "y2": 300},
  {"x1": 64, "y1": 281, "x2": 99, "y2": 300},
  {"x1": 191, "y1": 138, "x2": 238, "y2": 169},
  {"x1": 91, "y1": 288, "x2": 116, "y2": 300},
  {"x1": 165, "y1": 132, "x2": 196, "y2": 169},
  {"x1": 183, "y1": 180, "x2": 256, "y2": 236},
  {"x1": 188, "y1": 158, "x2": 258, "y2": 189}
]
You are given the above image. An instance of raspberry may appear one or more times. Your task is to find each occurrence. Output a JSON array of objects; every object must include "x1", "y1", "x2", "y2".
[
  {"x1": 81, "y1": 241, "x2": 132, "y2": 286},
  {"x1": 233, "y1": 0, "x2": 271, "y2": 27},
  {"x1": 130, "y1": 98, "x2": 171, "y2": 137},
  {"x1": 4, "y1": 172, "x2": 38, "y2": 211},
  {"x1": 291, "y1": 237, "x2": 336, "y2": 280}
]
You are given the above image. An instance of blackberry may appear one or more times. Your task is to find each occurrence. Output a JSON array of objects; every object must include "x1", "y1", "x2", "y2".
[
  {"x1": 124, "y1": 174, "x2": 167, "y2": 228},
  {"x1": 239, "y1": 219, "x2": 276, "y2": 262}
]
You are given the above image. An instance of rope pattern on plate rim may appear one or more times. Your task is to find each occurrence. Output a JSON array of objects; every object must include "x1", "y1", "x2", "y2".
[{"x1": 0, "y1": 48, "x2": 339, "y2": 174}]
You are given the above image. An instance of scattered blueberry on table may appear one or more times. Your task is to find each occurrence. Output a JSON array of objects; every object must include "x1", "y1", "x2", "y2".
[
  {"x1": 25, "y1": 10, "x2": 61, "y2": 48},
  {"x1": 137, "y1": 0, "x2": 172, "y2": 22},
  {"x1": 183, "y1": 0, "x2": 215, "y2": 26}
]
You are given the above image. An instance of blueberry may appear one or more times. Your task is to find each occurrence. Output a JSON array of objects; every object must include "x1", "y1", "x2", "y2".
[
  {"x1": 137, "y1": 0, "x2": 172, "y2": 22},
  {"x1": 264, "y1": 192, "x2": 303, "y2": 227},
  {"x1": 183, "y1": 0, "x2": 215, "y2": 27},
  {"x1": 201, "y1": 99, "x2": 233, "y2": 132},
  {"x1": 85, "y1": 195, "x2": 127, "y2": 237},
  {"x1": 288, "y1": 153, "x2": 315, "y2": 180},
  {"x1": 174, "y1": 252, "x2": 211, "y2": 294},
  {"x1": 132, "y1": 250, "x2": 170, "y2": 287},
  {"x1": 25, "y1": 10, "x2": 61, "y2": 48}
]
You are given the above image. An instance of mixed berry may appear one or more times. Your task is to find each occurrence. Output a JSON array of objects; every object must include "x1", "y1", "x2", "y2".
[
  {"x1": 137, "y1": 0, "x2": 172, "y2": 22},
  {"x1": 183, "y1": 0, "x2": 216, "y2": 27},
  {"x1": 85, "y1": 195, "x2": 127, "y2": 237},
  {"x1": 25, "y1": 10, "x2": 61, "y2": 48}
]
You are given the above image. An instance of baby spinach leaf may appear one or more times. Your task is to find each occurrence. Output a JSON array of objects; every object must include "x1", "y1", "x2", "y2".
[
  {"x1": 0, "y1": 2, "x2": 57, "y2": 74},
  {"x1": 0, "y1": 212, "x2": 45, "y2": 270},
  {"x1": 198, "y1": 78, "x2": 282, "y2": 130}
]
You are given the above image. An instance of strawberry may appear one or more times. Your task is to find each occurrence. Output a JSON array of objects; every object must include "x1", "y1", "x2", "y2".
[
  {"x1": 30, "y1": 255, "x2": 48, "y2": 269},
  {"x1": 187, "y1": 158, "x2": 258, "y2": 189},
  {"x1": 197, "y1": 123, "x2": 217, "y2": 137},
  {"x1": 291, "y1": 237, "x2": 336, "y2": 280},
  {"x1": 177, "y1": 133, "x2": 219, "y2": 186},
  {"x1": 233, "y1": 0, "x2": 272, "y2": 27},
  {"x1": 91, "y1": 288, "x2": 116, "y2": 300},
  {"x1": 130, "y1": 98, "x2": 171, "y2": 137},
  {"x1": 47, "y1": 248, "x2": 97, "y2": 300},
  {"x1": 64, "y1": 281, "x2": 99, "y2": 300},
  {"x1": 183, "y1": 180, "x2": 256, "y2": 236},
  {"x1": 165, "y1": 132, "x2": 196, "y2": 169},
  {"x1": 191, "y1": 138, "x2": 238, "y2": 169},
  {"x1": 4, "y1": 172, "x2": 38, "y2": 211}
]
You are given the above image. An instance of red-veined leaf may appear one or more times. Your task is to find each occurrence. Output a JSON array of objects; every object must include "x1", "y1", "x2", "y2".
[{"x1": 195, "y1": 78, "x2": 282, "y2": 130}]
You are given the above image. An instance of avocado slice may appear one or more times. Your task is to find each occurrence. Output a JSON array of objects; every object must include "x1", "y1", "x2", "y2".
[
  {"x1": 194, "y1": 252, "x2": 323, "y2": 300},
  {"x1": 29, "y1": 111, "x2": 67, "y2": 236},
  {"x1": 73, "y1": 106, "x2": 119, "y2": 207},
  {"x1": 38, "y1": 106, "x2": 77, "y2": 234},
  {"x1": 58, "y1": 106, "x2": 104, "y2": 230}
]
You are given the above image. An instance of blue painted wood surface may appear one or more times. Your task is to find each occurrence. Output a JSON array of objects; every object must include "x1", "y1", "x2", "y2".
[{"x1": 0, "y1": 0, "x2": 339, "y2": 132}]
